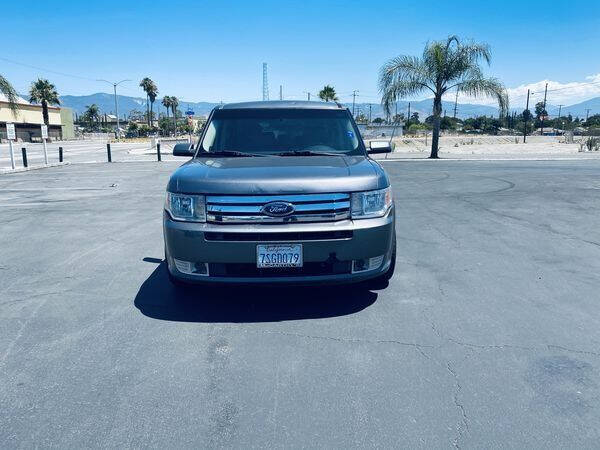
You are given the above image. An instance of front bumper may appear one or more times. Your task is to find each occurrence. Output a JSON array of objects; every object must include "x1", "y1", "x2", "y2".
[{"x1": 163, "y1": 207, "x2": 395, "y2": 285}]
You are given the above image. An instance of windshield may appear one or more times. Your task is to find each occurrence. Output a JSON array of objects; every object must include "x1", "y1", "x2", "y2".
[{"x1": 199, "y1": 108, "x2": 363, "y2": 156}]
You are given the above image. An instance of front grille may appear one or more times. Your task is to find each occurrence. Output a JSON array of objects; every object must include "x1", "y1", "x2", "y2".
[
  {"x1": 206, "y1": 193, "x2": 351, "y2": 224},
  {"x1": 204, "y1": 230, "x2": 353, "y2": 242},
  {"x1": 209, "y1": 261, "x2": 352, "y2": 278}
]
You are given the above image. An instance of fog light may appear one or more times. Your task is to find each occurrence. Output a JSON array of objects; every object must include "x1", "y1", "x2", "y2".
[
  {"x1": 193, "y1": 262, "x2": 209, "y2": 276},
  {"x1": 174, "y1": 258, "x2": 193, "y2": 274},
  {"x1": 173, "y1": 259, "x2": 209, "y2": 276},
  {"x1": 369, "y1": 255, "x2": 385, "y2": 269},
  {"x1": 352, "y1": 255, "x2": 385, "y2": 273}
]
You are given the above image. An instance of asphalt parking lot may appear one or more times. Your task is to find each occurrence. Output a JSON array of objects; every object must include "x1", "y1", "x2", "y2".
[{"x1": 1, "y1": 160, "x2": 600, "y2": 448}]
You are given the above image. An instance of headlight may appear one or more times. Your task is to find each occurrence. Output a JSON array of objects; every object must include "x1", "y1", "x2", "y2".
[
  {"x1": 165, "y1": 192, "x2": 206, "y2": 222},
  {"x1": 351, "y1": 186, "x2": 393, "y2": 219}
]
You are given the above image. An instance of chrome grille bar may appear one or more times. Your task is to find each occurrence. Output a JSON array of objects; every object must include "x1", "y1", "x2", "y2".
[
  {"x1": 207, "y1": 201, "x2": 350, "y2": 213},
  {"x1": 206, "y1": 193, "x2": 349, "y2": 204},
  {"x1": 206, "y1": 193, "x2": 351, "y2": 224}
]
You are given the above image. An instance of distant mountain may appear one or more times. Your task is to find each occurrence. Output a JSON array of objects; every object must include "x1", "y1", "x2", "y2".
[
  {"x1": 346, "y1": 99, "x2": 500, "y2": 120},
  {"x1": 55, "y1": 92, "x2": 220, "y2": 119},
  {"x1": 43, "y1": 91, "x2": 600, "y2": 121},
  {"x1": 558, "y1": 97, "x2": 600, "y2": 118}
]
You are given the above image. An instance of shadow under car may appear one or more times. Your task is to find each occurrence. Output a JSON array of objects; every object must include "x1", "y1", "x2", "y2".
[{"x1": 134, "y1": 262, "x2": 380, "y2": 323}]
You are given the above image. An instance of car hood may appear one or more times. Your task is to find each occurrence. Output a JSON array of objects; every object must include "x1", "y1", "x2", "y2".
[{"x1": 168, "y1": 155, "x2": 389, "y2": 194}]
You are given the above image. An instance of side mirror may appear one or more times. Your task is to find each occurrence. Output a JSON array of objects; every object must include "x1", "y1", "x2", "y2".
[
  {"x1": 173, "y1": 143, "x2": 195, "y2": 157},
  {"x1": 368, "y1": 140, "x2": 395, "y2": 154}
]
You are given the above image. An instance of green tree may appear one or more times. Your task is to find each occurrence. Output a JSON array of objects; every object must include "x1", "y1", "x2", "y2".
[
  {"x1": 392, "y1": 113, "x2": 405, "y2": 123},
  {"x1": 29, "y1": 78, "x2": 60, "y2": 125},
  {"x1": 1, "y1": 74, "x2": 18, "y2": 116},
  {"x1": 171, "y1": 96, "x2": 179, "y2": 136},
  {"x1": 147, "y1": 84, "x2": 158, "y2": 125},
  {"x1": 534, "y1": 101, "x2": 547, "y2": 119},
  {"x1": 411, "y1": 112, "x2": 420, "y2": 124},
  {"x1": 140, "y1": 77, "x2": 159, "y2": 126},
  {"x1": 82, "y1": 104, "x2": 100, "y2": 131},
  {"x1": 161, "y1": 96, "x2": 172, "y2": 135},
  {"x1": 379, "y1": 35, "x2": 508, "y2": 158},
  {"x1": 140, "y1": 78, "x2": 154, "y2": 125},
  {"x1": 318, "y1": 85, "x2": 338, "y2": 102},
  {"x1": 585, "y1": 114, "x2": 600, "y2": 127}
]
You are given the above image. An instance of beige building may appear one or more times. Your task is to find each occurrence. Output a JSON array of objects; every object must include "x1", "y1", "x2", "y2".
[{"x1": 0, "y1": 93, "x2": 74, "y2": 142}]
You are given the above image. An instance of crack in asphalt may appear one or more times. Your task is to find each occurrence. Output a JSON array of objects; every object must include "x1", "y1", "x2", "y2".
[
  {"x1": 547, "y1": 344, "x2": 600, "y2": 358},
  {"x1": 251, "y1": 329, "x2": 434, "y2": 350},
  {"x1": 446, "y1": 362, "x2": 469, "y2": 449}
]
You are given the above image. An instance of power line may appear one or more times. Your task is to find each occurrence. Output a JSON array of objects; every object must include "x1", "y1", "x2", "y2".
[{"x1": 0, "y1": 56, "x2": 98, "y2": 81}]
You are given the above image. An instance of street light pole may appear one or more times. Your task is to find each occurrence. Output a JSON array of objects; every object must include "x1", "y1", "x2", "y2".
[{"x1": 97, "y1": 79, "x2": 130, "y2": 140}]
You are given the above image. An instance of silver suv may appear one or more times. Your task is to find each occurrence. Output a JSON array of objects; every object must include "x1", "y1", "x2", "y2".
[{"x1": 163, "y1": 101, "x2": 395, "y2": 286}]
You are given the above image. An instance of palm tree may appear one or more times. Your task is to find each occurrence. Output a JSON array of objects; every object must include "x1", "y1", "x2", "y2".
[
  {"x1": 140, "y1": 77, "x2": 158, "y2": 126},
  {"x1": 379, "y1": 36, "x2": 508, "y2": 158},
  {"x1": 147, "y1": 82, "x2": 158, "y2": 127},
  {"x1": 82, "y1": 104, "x2": 100, "y2": 131},
  {"x1": 1, "y1": 74, "x2": 18, "y2": 115},
  {"x1": 171, "y1": 96, "x2": 179, "y2": 136},
  {"x1": 161, "y1": 96, "x2": 172, "y2": 135},
  {"x1": 318, "y1": 85, "x2": 338, "y2": 102},
  {"x1": 29, "y1": 78, "x2": 60, "y2": 125}
]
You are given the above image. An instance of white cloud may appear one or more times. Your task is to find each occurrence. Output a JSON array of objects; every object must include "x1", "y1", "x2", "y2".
[{"x1": 442, "y1": 73, "x2": 600, "y2": 108}]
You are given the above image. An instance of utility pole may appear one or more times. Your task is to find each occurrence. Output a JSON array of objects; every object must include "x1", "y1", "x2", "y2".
[
  {"x1": 368, "y1": 104, "x2": 372, "y2": 124},
  {"x1": 453, "y1": 90, "x2": 458, "y2": 118},
  {"x1": 540, "y1": 82, "x2": 548, "y2": 135},
  {"x1": 586, "y1": 109, "x2": 591, "y2": 122},
  {"x1": 279, "y1": 85, "x2": 283, "y2": 101},
  {"x1": 523, "y1": 89, "x2": 530, "y2": 143},
  {"x1": 262, "y1": 63, "x2": 269, "y2": 101},
  {"x1": 406, "y1": 102, "x2": 411, "y2": 128},
  {"x1": 97, "y1": 79, "x2": 130, "y2": 140},
  {"x1": 555, "y1": 104, "x2": 563, "y2": 134},
  {"x1": 352, "y1": 90, "x2": 359, "y2": 116},
  {"x1": 306, "y1": 92, "x2": 311, "y2": 101},
  {"x1": 394, "y1": 102, "x2": 398, "y2": 120}
]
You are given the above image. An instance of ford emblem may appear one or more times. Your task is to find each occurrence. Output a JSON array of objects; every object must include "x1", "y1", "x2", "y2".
[{"x1": 261, "y1": 201, "x2": 295, "y2": 217}]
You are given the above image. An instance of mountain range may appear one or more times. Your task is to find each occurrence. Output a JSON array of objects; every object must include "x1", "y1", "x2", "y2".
[{"x1": 50, "y1": 92, "x2": 599, "y2": 121}]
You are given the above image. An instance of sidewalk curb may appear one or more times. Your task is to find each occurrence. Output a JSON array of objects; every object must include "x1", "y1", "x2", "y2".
[{"x1": 0, "y1": 162, "x2": 71, "y2": 174}]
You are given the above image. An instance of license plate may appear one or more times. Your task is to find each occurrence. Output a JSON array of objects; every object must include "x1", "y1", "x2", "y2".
[{"x1": 257, "y1": 244, "x2": 303, "y2": 268}]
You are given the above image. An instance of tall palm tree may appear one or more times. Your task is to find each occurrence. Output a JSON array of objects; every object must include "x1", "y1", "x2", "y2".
[
  {"x1": 147, "y1": 82, "x2": 158, "y2": 127},
  {"x1": 171, "y1": 96, "x2": 179, "y2": 136},
  {"x1": 318, "y1": 85, "x2": 338, "y2": 102},
  {"x1": 1, "y1": 74, "x2": 18, "y2": 115},
  {"x1": 379, "y1": 36, "x2": 508, "y2": 158},
  {"x1": 140, "y1": 77, "x2": 158, "y2": 126},
  {"x1": 161, "y1": 96, "x2": 172, "y2": 135},
  {"x1": 29, "y1": 78, "x2": 60, "y2": 125}
]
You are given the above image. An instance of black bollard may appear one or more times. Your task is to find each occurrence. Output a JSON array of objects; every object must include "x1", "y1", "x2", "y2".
[
  {"x1": 107, "y1": 143, "x2": 112, "y2": 162},
  {"x1": 157, "y1": 142, "x2": 161, "y2": 161},
  {"x1": 21, "y1": 147, "x2": 28, "y2": 168},
  {"x1": 59, "y1": 146, "x2": 63, "y2": 163}
]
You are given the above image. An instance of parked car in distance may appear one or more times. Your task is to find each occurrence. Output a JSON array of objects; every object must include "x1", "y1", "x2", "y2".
[{"x1": 164, "y1": 101, "x2": 396, "y2": 286}]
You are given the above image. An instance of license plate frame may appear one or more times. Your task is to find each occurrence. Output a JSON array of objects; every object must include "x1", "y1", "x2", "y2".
[{"x1": 256, "y1": 244, "x2": 303, "y2": 268}]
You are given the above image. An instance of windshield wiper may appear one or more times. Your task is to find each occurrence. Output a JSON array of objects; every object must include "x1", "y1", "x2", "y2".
[
  {"x1": 196, "y1": 150, "x2": 267, "y2": 157},
  {"x1": 275, "y1": 150, "x2": 343, "y2": 157}
]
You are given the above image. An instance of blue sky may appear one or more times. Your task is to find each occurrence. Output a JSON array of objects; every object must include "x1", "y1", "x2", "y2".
[{"x1": 2, "y1": 0, "x2": 600, "y2": 107}]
